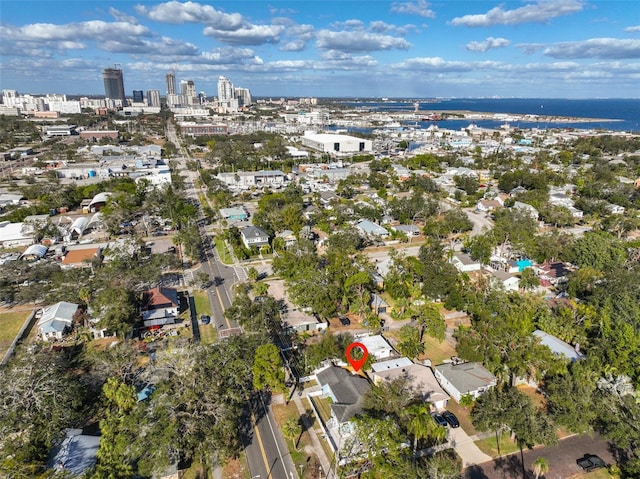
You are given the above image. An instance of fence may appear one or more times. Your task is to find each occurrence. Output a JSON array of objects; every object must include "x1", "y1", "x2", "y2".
[{"x1": 1, "y1": 308, "x2": 39, "y2": 366}]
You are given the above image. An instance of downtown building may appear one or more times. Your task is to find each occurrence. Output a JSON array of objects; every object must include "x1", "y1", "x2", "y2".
[{"x1": 102, "y1": 67, "x2": 126, "y2": 103}]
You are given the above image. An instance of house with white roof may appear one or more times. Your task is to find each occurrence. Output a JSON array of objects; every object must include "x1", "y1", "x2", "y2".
[
  {"x1": 450, "y1": 252, "x2": 482, "y2": 272},
  {"x1": 357, "y1": 334, "x2": 395, "y2": 360},
  {"x1": 355, "y1": 219, "x2": 389, "y2": 238},
  {"x1": 434, "y1": 362, "x2": 497, "y2": 402},
  {"x1": 533, "y1": 330, "x2": 584, "y2": 362},
  {"x1": 38, "y1": 301, "x2": 79, "y2": 341}
]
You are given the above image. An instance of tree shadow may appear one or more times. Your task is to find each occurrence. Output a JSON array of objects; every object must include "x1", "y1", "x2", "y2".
[
  {"x1": 492, "y1": 454, "x2": 525, "y2": 479},
  {"x1": 464, "y1": 464, "x2": 491, "y2": 479}
]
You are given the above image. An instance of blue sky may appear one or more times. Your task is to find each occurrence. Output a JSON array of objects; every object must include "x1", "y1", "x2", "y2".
[{"x1": 1, "y1": 1, "x2": 639, "y2": 98}]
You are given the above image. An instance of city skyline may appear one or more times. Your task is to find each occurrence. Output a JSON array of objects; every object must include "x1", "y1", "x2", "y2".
[{"x1": 1, "y1": 1, "x2": 639, "y2": 98}]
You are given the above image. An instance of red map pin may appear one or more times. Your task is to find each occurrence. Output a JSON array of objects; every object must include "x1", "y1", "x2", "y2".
[{"x1": 345, "y1": 342, "x2": 369, "y2": 372}]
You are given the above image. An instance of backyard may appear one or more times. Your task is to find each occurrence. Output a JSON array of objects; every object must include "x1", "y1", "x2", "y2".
[
  {"x1": 0, "y1": 309, "x2": 32, "y2": 358},
  {"x1": 191, "y1": 290, "x2": 216, "y2": 345}
]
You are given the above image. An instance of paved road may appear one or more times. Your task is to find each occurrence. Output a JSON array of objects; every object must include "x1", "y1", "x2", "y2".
[
  {"x1": 168, "y1": 120, "x2": 298, "y2": 479},
  {"x1": 464, "y1": 433, "x2": 616, "y2": 479}
]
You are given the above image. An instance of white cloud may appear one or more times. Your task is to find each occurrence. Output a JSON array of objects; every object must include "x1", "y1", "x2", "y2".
[
  {"x1": 135, "y1": 1, "x2": 243, "y2": 30},
  {"x1": 625, "y1": 26, "x2": 640, "y2": 32},
  {"x1": 109, "y1": 7, "x2": 139, "y2": 25},
  {"x1": 316, "y1": 30, "x2": 411, "y2": 52},
  {"x1": 518, "y1": 38, "x2": 640, "y2": 59},
  {"x1": 203, "y1": 24, "x2": 284, "y2": 46},
  {"x1": 451, "y1": 0, "x2": 583, "y2": 27},
  {"x1": 466, "y1": 37, "x2": 510, "y2": 52},
  {"x1": 390, "y1": 0, "x2": 436, "y2": 19},
  {"x1": 1, "y1": 21, "x2": 150, "y2": 42}
]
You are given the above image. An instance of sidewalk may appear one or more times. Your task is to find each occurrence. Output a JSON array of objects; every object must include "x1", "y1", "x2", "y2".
[{"x1": 292, "y1": 394, "x2": 336, "y2": 479}]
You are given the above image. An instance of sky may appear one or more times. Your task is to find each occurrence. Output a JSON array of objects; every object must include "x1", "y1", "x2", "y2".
[{"x1": 1, "y1": 0, "x2": 639, "y2": 98}]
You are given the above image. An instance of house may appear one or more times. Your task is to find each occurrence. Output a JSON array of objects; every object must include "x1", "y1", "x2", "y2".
[
  {"x1": 283, "y1": 308, "x2": 328, "y2": 333},
  {"x1": 370, "y1": 293, "x2": 389, "y2": 315},
  {"x1": 513, "y1": 201, "x2": 539, "y2": 220},
  {"x1": 489, "y1": 270, "x2": 520, "y2": 291},
  {"x1": 370, "y1": 359, "x2": 450, "y2": 410},
  {"x1": 314, "y1": 364, "x2": 371, "y2": 426},
  {"x1": 240, "y1": 226, "x2": 270, "y2": 249},
  {"x1": 391, "y1": 224, "x2": 420, "y2": 237},
  {"x1": 450, "y1": 252, "x2": 482, "y2": 272},
  {"x1": 434, "y1": 362, "x2": 497, "y2": 402},
  {"x1": 357, "y1": 334, "x2": 395, "y2": 360},
  {"x1": 219, "y1": 206, "x2": 248, "y2": 221},
  {"x1": 61, "y1": 246, "x2": 102, "y2": 269},
  {"x1": 605, "y1": 203, "x2": 625, "y2": 215},
  {"x1": 38, "y1": 301, "x2": 79, "y2": 341},
  {"x1": 534, "y1": 261, "x2": 573, "y2": 287},
  {"x1": 476, "y1": 199, "x2": 503, "y2": 213},
  {"x1": 141, "y1": 287, "x2": 179, "y2": 327},
  {"x1": 48, "y1": 429, "x2": 100, "y2": 476},
  {"x1": 275, "y1": 229, "x2": 297, "y2": 248},
  {"x1": 533, "y1": 330, "x2": 584, "y2": 362},
  {"x1": 355, "y1": 219, "x2": 389, "y2": 238}
]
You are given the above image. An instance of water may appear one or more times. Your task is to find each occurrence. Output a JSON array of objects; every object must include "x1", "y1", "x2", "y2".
[{"x1": 338, "y1": 98, "x2": 640, "y2": 132}]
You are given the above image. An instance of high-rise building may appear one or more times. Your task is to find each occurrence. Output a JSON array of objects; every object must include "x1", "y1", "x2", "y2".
[
  {"x1": 180, "y1": 80, "x2": 196, "y2": 104},
  {"x1": 132, "y1": 90, "x2": 144, "y2": 103},
  {"x1": 234, "y1": 87, "x2": 252, "y2": 107},
  {"x1": 147, "y1": 89, "x2": 161, "y2": 107},
  {"x1": 102, "y1": 67, "x2": 126, "y2": 102},
  {"x1": 217, "y1": 76, "x2": 234, "y2": 101},
  {"x1": 165, "y1": 72, "x2": 176, "y2": 95}
]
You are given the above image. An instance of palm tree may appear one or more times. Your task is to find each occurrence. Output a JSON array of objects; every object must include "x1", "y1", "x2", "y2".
[
  {"x1": 403, "y1": 403, "x2": 445, "y2": 453},
  {"x1": 282, "y1": 418, "x2": 302, "y2": 451},
  {"x1": 533, "y1": 457, "x2": 549, "y2": 479}
]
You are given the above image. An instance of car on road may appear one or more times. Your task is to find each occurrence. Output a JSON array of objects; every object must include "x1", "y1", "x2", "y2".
[
  {"x1": 442, "y1": 411, "x2": 460, "y2": 428},
  {"x1": 432, "y1": 413, "x2": 448, "y2": 428},
  {"x1": 200, "y1": 315, "x2": 211, "y2": 325},
  {"x1": 577, "y1": 454, "x2": 606, "y2": 472}
]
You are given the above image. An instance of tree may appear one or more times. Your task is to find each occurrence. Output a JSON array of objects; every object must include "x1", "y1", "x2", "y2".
[
  {"x1": 93, "y1": 287, "x2": 138, "y2": 338},
  {"x1": 403, "y1": 403, "x2": 445, "y2": 452},
  {"x1": 253, "y1": 343, "x2": 286, "y2": 392},
  {"x1": 519, "y1": 268, "x2": 540, "y2": 291},
  {"x1": 396, "y1": 325, "x2": 425, "y2": 359},
  {"x1": 533, "y1": 456, "x2": 549, "y2": 479},
  {"x1": 282, "y1": 418, "x2": 302, "y2": 451}
]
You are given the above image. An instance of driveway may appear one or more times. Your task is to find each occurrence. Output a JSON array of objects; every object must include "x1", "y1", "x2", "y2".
[{"x1": 464, "y1": 433, "x2": 616, "y2": 479}]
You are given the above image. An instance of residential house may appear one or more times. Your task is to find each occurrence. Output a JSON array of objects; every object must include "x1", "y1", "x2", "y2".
[
  {"x1": 513, "y1": 201, "x2": 539, "y2": 220},
  {"x1": 533, "y1": 330, "x2": 584, "y2": 362},
  {"x1": 605, "y1": 203, "x2": 625, "y2": 215},
  {"x1": 370, "y1": 293, "x2": 389, "y2": 316},
  {"x1": 60, "y1": 246, "x2": 102, "y2": 270},
  {"x1": 283, "y1": 308, "x2": 328, "y2": 333},
  {"x1": 370, "y1": 359, "x2": 450, "y2": 410},
  {"x1": 240, "y1": 226, "x2": 270, "y2": 249},
  {"x1": 275, "y1": 229, "x2": 297, "y2": 248},
  {"x1": 434, "y1": 362, "x2": 497, "y2": 402},
  {"x1": 489, "y1": 269, "x2": 520, "y2": 291},
  {"x1": 355, "y1": 219, "x2": 389, "y2": 239},
  {"x1": 312, "y1": 364, "x2": 371, "y2": 447},
  {"x1": 357, "y1": 334, "x2": 395, "y2": 360},
  {"x1": 38, "y1": 301, "x2": 79, "y2": 341},
  {"x1": 141, "y1": 287, "x2": 179, "y2": 328},
  {"x1": 534, "y1": 261, "x2": 573, "y2": 287},
  {"x1": 391, "y1": 224, "x2": 420, "y2": 237},
  {"x1": 450, "y1": 252, "x2": 482, "y2": 272},
  {"x1": 476, "y1": 199, "x2": 503, "y2": 213},
  {"x1": 48, "y1": 429, "x2": 100, "y2": 476}
]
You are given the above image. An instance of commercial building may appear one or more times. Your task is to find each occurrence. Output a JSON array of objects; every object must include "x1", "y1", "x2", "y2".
[
  {"x1": 102, "y1": 68, "x2": 126, "y2": 102},
  {"x1": 146, "y1": 89, "x2": 161, "y2": 107},
  {"x1": 178, "y1": 122, "x2": 228, "y2": 136},
  {"x1": 234, "y1": 87, "x2": 252, "y2": 107},
  {"x1": 217, "y1": 76, "x2": 234, "y2": 101},
  {"x1": 165, "y1": 71, "x2": 176, "y2": 95},
  {"x1": 132, "y1": 90, "x2": 144, "y2": 103},
  {"x1": 301, "y1": 132, "x2": 372, "y2": 154}
]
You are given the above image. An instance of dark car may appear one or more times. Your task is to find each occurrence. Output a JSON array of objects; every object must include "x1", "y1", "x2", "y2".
[
  {"x1": 577, "y1": 454, "x2": 606, "y2": 472},
  {"x1": 432, "y1": 413, "x2": 448, "y2": 428},
  {"x1": 200, "y1": 315, "x2": 211, "y2": 325},
  {"x1": 442, "y1": 411, "x2": 460, "y2": 428},
  {"x1": 339, "y1": 316, "x2": 350, "y2": 326}
]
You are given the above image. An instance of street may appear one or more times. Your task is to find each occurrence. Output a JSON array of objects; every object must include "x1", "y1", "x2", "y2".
[{"x1": 167, "y1": 121, "x2": 298, "y2": 479}]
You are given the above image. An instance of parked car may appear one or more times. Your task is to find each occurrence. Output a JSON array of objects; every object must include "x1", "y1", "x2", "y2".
[
  {"x1": 200, "y1": 315, "x2": 211, "y2": 325},
  {"x1": 577, "y1": 455, "x2": 606, "y2": 472},
  {"x1": 432, "y1": 413, "x2": 448, "y2": 428},
  {"x1": 442, "y1": 411, "x2": 460, "y2": 428}
]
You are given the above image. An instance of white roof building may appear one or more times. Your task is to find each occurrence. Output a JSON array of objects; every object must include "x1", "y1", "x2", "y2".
[
  {"x1": 301, "y1": 132, "x2": 372, "y2": 154},
  {"x1": 38, "y1": 301, "x2": 79, "y2": 341},
  {"x1": 357, "y1": 334, "x2": 395, "y2": 360}
]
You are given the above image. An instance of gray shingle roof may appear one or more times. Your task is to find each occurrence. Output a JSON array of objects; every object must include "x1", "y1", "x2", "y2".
[
  {"x1": 435, "y1": 362, "x2": 496, "y2": 395},
  {"x1": 316, "y1": 365, "x2": 371, "y2": 423}
]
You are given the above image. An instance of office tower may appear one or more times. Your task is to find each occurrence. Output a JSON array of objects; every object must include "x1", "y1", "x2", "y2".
[
  {"x1": 217, "y1": 76, "x2": 234, "y2": 101},
  {"x1": 165, "y1": 71, "x2": 176, "y2": 95},
  {"x1": 234, "y1": 87, "x2": 252, "y2": 107},
  {"x1": 132, "y1": 90, "x2": 144, "y2": 103},
  {"x1": 102, "y1": 67, "x2": 126, "y2": 102},
  {"x1": 2, "y1": 90, "x2": 18, "y2": 106},
  {"x1": 147, "y1": 89, "x2": 161, "y2": 107}
]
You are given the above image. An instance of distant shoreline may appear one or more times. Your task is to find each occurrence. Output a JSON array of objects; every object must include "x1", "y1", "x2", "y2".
[{"x1": 414, "y1": 109, "x2": 621, "y2": 124}]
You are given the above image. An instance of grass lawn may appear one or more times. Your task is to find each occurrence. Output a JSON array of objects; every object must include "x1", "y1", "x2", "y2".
[
  {"x1": 0, "y1": 310, "x2": 31, "y2": 357},
  {"x1": 192, "y1": 290, "x2": 217, "y2": 344},
  {"x1": 568, "y1": 467, "x2": 617, "y2": 479},
  {"x1": 475, "y1": 431, "x2": 521, "y2": 457},
  {"x1": 419, "y1": 335, "x2": 457, "y2": 365},
  {"x1": 272, "y1": 400, "x2": 322, "y2": 479},
  {"x1": 310, "y1": 396, "x2": 333, "y2": 426},
  {"x1": 221, "y1": 457, "x2": 248, "y2": 479},
  {"x1": 215, "y1": 239, "x2": 233, "y2": 265}
]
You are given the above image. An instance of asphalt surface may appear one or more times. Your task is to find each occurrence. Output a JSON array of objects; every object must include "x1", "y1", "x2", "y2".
[
  {"x1": 169, "y1": 121, "x2": 298, "y2": 479},
  {"x1": 464, "y1": 433, "x2": 616, "y2": 479}
]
